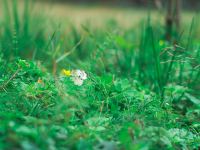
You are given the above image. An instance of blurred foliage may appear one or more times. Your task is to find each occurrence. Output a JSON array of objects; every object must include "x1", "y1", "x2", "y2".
[{"x1": 38, "y1": 0, "x2": 200, "y2": 9}]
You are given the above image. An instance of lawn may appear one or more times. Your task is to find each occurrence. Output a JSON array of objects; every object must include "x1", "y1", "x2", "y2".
[{"x1": 0, "y1": 0, "x2": 199, "y2": 150}]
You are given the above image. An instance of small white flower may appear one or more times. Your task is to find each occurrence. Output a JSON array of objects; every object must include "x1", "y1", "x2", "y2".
[
  {"x1": 73, "y1": 70, "x2": 87, "y2": 80},
  {"x1": 71, "y1": 70, "x2": 87, "y2": 86}
]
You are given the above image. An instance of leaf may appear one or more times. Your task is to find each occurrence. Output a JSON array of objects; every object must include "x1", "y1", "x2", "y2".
[
  {"x1": 94, "y1": 140, "x2": 117, "y2": 150},
  {"x1": 185, "y1": 93, "x2": 200, "y2": 105},
  {"x1": 16, "y1": 126, "x2": 37, "y2": 137}
]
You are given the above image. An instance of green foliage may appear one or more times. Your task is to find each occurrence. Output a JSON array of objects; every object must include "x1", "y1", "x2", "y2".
[{"x1": 0, "y1": 0, "x2": 199, "y2": 150}]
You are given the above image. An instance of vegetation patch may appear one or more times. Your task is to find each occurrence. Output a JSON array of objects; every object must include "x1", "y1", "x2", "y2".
[{"x1": 0, "y1": 0, "x2": 199, "y2": 149}]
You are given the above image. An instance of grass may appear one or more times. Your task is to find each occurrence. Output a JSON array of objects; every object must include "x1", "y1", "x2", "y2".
[{"x1": 0, "y1": 0, "x2": 200, "y2": 150}]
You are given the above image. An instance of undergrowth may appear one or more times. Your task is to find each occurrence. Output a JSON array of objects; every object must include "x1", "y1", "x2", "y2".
[{"x1": 0, "y1": 0, "x2": 199, "y2": 150}]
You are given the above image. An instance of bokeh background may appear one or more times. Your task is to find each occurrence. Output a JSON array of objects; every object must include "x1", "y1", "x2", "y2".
[{"x1": 1, "y1": 0, "x2": 199, "y2": 28}]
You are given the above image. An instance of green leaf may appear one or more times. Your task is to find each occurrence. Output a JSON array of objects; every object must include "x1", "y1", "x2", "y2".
[{"x1": 185, "y1": 93, "x2": 200, "y2": 105}]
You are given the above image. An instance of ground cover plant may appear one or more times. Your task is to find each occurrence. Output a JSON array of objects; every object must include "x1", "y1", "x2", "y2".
[{"x1": 0, "y1": 0, "x2": 199, "y2": 149}]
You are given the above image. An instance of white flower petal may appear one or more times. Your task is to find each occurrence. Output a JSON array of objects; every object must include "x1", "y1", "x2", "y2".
[
  {"x1": 71, "y1": 77, "x2": 83, "y2": 86},
  {"x1": 80, "y1": 71, "x2": 87, "y2": 80},
  {"x1": 72, "y1": 70, "x2": 87, "y2": 80}
]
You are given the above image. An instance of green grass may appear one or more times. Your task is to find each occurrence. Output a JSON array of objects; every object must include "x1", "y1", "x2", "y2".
[{"x1": 0, "y1": 0, "x2": 200, "y2": 150}]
